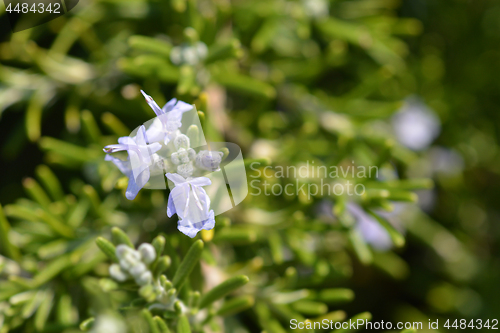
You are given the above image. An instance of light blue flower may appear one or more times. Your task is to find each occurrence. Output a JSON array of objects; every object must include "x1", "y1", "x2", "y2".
[
  {"x1": 347, "y1": 202, "x2": 393, "y2": 251},
  {"x1": 391, "y1": 98, "x2": 441, "y2": 151},
  {"x1": 140, "y1": 90, "x2": 193, "y2": 145},
  {"x1": 166, "y1": 173, "x2": 215, "y2": 238},
  {"x1": 104, "y1": 125, "x2": 162, "y2": 200}
]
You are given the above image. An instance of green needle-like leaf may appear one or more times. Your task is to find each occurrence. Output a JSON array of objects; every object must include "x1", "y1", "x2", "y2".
[
  {"x1": 152, "y1": 235, "x2": 166, "y2": 258},
  {"x1": 316, "y1": 288, "x2": 355, "y2": 304},
  {"x1": 186, "y1": 125, "x2": 199, "y2": 148},
  {"x1": 33, "y1": 255, "x2": 73, "y2": 288},
  {"x1": 96, "y1": 237, "x2": 118, "y2": 262},
  {"x1": 101, "y1": 112, "x2": 130, "y2": 136},
  {"x1": 217, "y1": 296, "x2": 254, "y2": 316},
  {"x1": 81, "y1": 110, "x2": 101, "y2": 143},
  {"x1": 142, "y1": 309, "x2": 160, "y2": 333},
  {"x1": 129, "y1": 35, "x2": 173, "y2": 56},
  {"x1": 154, "y1": 255, "x2": 172, "y2": 277},
  {"x1": 35, "y1": 165, "x2": 65, "y2": 201},
  {"x1": 348, "y1": 229, "x2": 373, "y2": 265},
  {"x1": 172, "y1": 240, "x2": 204, "y2": 290},
  {"x1": 35, "y1": 291, "x2": 54, "y2": 332},
  {"x1": 177, "y1": 315, "x2": 191, "y2": 333},
  {"x1": 23, "y1": 177, "x2": 51, "y2": 207},
  {"x1": 111, "y1": 227, "x2": 135, "y2": 248},
  {"x1": 291, "y1": 300, "x2": 328, "y2": 316},
  {"x1": 154, "y1": 316, "x2": 171, "y2": 333},
  {"x1": 79, "y1": 317, "x2": 95, "y2": 331},
  {"x1": 368, "y1": 210, "x2": 405, "y2": 248},
  {"x1": 199, "y1": 275, "x2": 249, "y2": 309},
  {"x1": 36, "y1": 209, "x2": 74, "y2": 238},
  {"x1": 0, "y1": 204, "x2": 21, "y2": 261}
]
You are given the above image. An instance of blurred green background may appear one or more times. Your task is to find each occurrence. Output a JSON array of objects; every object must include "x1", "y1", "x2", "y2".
[{"x1": 1, "y1": 0, "x2": 499, "y2": 332}]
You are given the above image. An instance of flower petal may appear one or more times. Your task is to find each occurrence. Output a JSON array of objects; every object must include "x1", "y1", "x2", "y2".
[
  {"x1": 177, "y1": 210, "x2": 215, "y2": 238},
  {"x1": 167, "y1": 192, "x2": 176, "y2": 217},
  {"x1": 141, "y1": 90, "x2": 163, "y2": 116},
  {"x1": 118, "y1": 136, "x2": 136, "y2": 145},
  {"x1": 103, "y1": 144, "x2": 129, "y2": 153},
  {"x1": 105, "y1": 155, "x2": 131, "y2": 175},
  {"x1": 162, "y1": 98, "x2": 177, "y2": 113},
  {"x1": 126, "y1": 168, "x2": 150, "y2": 200},
  {"x1": 135, "y1": 125, "x2": 148, "y2": 147},
  {"x1": 173, "y1": 100, "x2": 193, "y2": 113},
  {"x1": 189, "y1": 176, "x2": 212, "y2": 187},
  {"x1": 145, "y1": 118, "x2": 165, "y2": 143},
  {"x1": 148, "y1": 142, "x2": 162, "y2": 154},
  {"x1": 165, "y1": 173, "x2": 187, "y2": 186}
]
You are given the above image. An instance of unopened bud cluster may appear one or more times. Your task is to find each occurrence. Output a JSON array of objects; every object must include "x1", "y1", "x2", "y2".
[
  {"x1": 109, "y1": 244, "x2": 156, "y2": 286},
  {"x1": 170, "y1": 42, "x2": 208, "y2": 66},
  {"x1": 171, "y1": 134, "x2": 197, "y2": 178},
  {"x1": 106, "y1": 240, "x2": 181, "y2": 310}
]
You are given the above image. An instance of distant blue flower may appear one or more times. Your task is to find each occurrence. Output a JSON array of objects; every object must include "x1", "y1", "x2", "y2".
[
  {"x1": 166, "y1": 173, "x2": 215, "y2": 238},
  {"x1": 104, "y1": 125, "x2": 161, "y2": 200},
  {"x1": 141, "y1": 90, "x2": 193, "y2": 145},
  {"x1": 391, "y1": 98, "x2": 441, "y2": 151},
  {"x1": 347, "y1": 202, "x2": 392, "y2": 251}
]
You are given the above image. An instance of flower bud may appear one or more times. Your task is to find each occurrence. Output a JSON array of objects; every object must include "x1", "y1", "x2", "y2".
[
  {"x1": 118, "y1": 259, "x2": 129, "y2": 271},
  {"x1": 196, "y1": 150, "x2": 223, "y2": 171},
  {"x1": 122, "y1": 251, "x2": 141, "y2": 269},
  {"x1": 109, "y1": 264, "x2": 128, "y2": 282},
  {"x1": 188, "y1": 148, "x2": 196, "y2": 160},
  {"x1": 174, "y1": 134, "x2": 190, "y2": 150},
  {"x1": 120, "y1": 251, "x2": 140, "y2": 272},
  {"x1": 138, "y1": 243, "x2": 156, "y2": 264},
  {"x1": 115, "y1": 244, "x2": 132, "y2": 260},
  {"x1": 179, "y1": 150, "x2": 190, "y2": 164},
  {"x1": 129, "y1": 262, "x2": 147, "y2": 278},
  {"x1": 171, "y1": 152, "x2": 180, "y2": 165},
  {"x1": 136, "y1": 271, "x2": 153, "y2": 286},
  {"x1": 177, "y1": 162, "x2": 194, "y2": 178}
]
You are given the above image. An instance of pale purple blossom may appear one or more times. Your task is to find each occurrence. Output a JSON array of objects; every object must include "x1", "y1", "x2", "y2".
[
  {"x1": 166, "y1": 173, "x2": 215, "y2": 238},
  {"x1": 103, "y1": 125, "x2": 161, "y2": 200},
  {"x1": 391, "y1": 98, "x2": 440, "y2": 151},
  {"x1": 141, "y1": 90, "x2": 193, "y2": 145},
  {"x1": 347, "y1": 202, "x2": 393, "y2": 251},
  {"x1": 102, "y1": 91, "x2": 241, "y2": 238}
]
